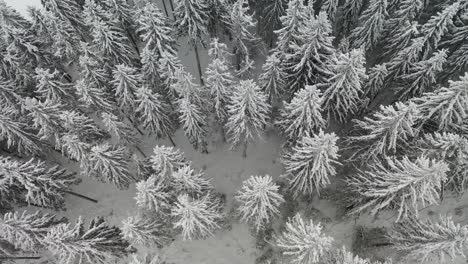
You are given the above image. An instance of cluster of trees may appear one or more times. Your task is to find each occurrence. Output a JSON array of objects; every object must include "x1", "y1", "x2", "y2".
[{"x1": 0, "y1": 0, "x2": 468, "y2": 263}]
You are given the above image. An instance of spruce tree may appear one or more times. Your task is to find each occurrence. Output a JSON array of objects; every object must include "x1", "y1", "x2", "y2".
[
  {"x1": 412, "y1": 73, "x2": 468, "y2": 131},
  {"x1": 235, "y1": 175, "x2": 284, "y2": 231},
  {"x1": 0, "y1": 210, "x2": 65, "y2": 251},
  {"x1": 225, "y1": 80, "x2": 270, "y2": 157},
  {"x1": 34, "y1": 68, "x2": 75, "y2": 102},
  {"x1": 398, "y1": 49, "x2": 447, "y2": 100},
  {"x1": 389, "y1": 216, "x2": 468, "y2": 263},
  {"x1": 141, "y1": 46, "x2": 162, "y2": 87},
  {"x1": 81, "y1": 143, "x2": 135, "y2": 189},
  {"x1": 59, "y1": 134, "x2": 91, "y2": 162},
  {"x1": 330, "y1": 246, "x2": 390, "y2": 264},
  {"x1": 101, "y1": 112, "x2": 138, "y2": 145},
  {"x1": 322, "y1": 49, "x2": 367, "y2": 122},
  {"x1": 281, "y1": 130, "x2": 340, "y2": 197},
  {"x1": 135, "y1": 86, "x2": 176, "y2": 141},
  {"x1": 171, "y1": 193, "x2": 223, "y2": 240},
  {"x1": 135, "y1": 174, "x2": 171, "y2": 211},
  {"x1": 174, "y1": 0, "x2": 209, "y2": 84},
  {"x1": 0, "y1": 108, "x2": 42, "y2": 155},
  {"x1": 349, "y1": 102, "x2": 421, "y2": 161},
  {"x1": 275, "y1": 214, "x2": 333, "y2": 264},
  {"x1": 136, "y1": 3, "x2": 176, "y2": 57},
  {"x1": 58, "y1": 110, "x2": 106, "y2": 142},
  {"x1": 321, "y1": 0, "x2": 339, "y2": 23},
  {"x1": 122, "y1": 215, "x2": 170, "y2": 247},
  {"x1": 351, "y1": 0, "x2": 388, "y2": 52},
  {"x1": 0, "y1": 78, "x2": 20, "y2": 110},
  {"x1": 260, "y1": 0, "x2": 286, "y2": 47},
  {"x1": 347, "y1": 155, "x2": 448, "y2": 221},
  {"x1": 178, "y1": 96, "x2": 208, "y2": 153},
  {"x1": 43, "y1": 217, "x2": 131, "y2": 264},
  {"x1": 75, "y1": 79, "x2": 114, "y2": 113},
  {"x1": 103, "y1": 0, "x2": 139, "y2": 55},
  {"x1": 386, "y1": 37, "x2": 425, "y2": 80},
  {"x1": 171, "y1": 164, "x2": 212, "y2": 195},
  {"x1": 41, "y1": 0, "x2": 85, "y2": 34},
  {"x1": 23, "y1": 98, "x2": 65, "y2": 143},
  {"x1": 274, "y1": 0, "x2": 308, "y2": 53},
  {"x1": 364, "y1": 63, "x2": 389, "y2": 100},
  {"x1": 0, "y1": 0, "x2": 31, "y2": 29},
  {"x1": 276, "y1": 85, "x2": 326, "y2": 141},
  {"x1": 0, "y1": 156, "x2": 80, "y2": 209},
  {"x1": 383, "y1": 21, "x2": 419, "y2": 60},
  {"x1": 259, "y1": 52, "x2": 286, "y2": 102},
  {"x1": 149, "y1": 146, "x2": 187, "y2": 178},
  {"x1": 341, "y1": 0, "x2": 364, "y2": 34},
  {"x1": 111, "y1": 64, "x2": 140, "y2": 114}
]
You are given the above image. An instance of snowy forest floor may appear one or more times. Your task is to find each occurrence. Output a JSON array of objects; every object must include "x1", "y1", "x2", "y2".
[{"x1": 12, "y1": 0, "x2": 468, "y2": 263}]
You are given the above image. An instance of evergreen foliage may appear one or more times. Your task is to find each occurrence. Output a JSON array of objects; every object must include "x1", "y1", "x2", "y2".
[
  {"x1": 135, "y1": 174, "x2": 171, "y2": 211},
  {"x1": 235, "y1": 175, "x2": 284, "y2": 231},
  {"x1": 111, "y1": 64, "x2": 140, "y2": 114},
  {"x1": 174, "y1": 0, "x2": 209, "y2": 45},
  {"x1": 351, "y1": 0, "x2": 388, "y2": 51},
  {"x1": 347, "y1": 155, "x2": 448, "y2": 221},
  {"x1": 259, "y1": 52, "x2": 286, "y2": 101},
  {"x1": 34, "y1": 68, "x2": 74, "y2": 102},
  {"x1": 177, "y1": 96, "x2": 208, "y2": 152},
  {"x1": 275, "y1": 214, "x2": 333, "y2": 264},
  {"x1": 101, "y1": 112, "x2": 138, "y2": 145},
  {"x1": 149, "y1": 146, "x2": 187, "y2": 178},
  {"x1": 171, "y1": 164, "x2": 212, "y2": 195},
  {"x1": 122, "y1": 215, "x2": 169, "y2": 247}
]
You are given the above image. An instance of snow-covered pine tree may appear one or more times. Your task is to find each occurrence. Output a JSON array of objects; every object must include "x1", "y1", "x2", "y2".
[
  {"x1": 135, "y1": 85, "x2": 176, "y2": 141},
  {"x1": 383, "y1": 21, "x2": 419, "y2": 60},
  {"x1": 205, "y1": 47, "x2": 234, "y2": 122},
  {"x1": 281, "y1": 130, "x2": 340, "y2": 197},
  {"x1": 259, "y1": 0, "x2": 286, "y2": 47},
  {"x1": 43, "y1": 217, "x2": 130, "y2": 264},
  {"x1": 82, "y1": 0, "x2": 109, "y2": 26},
  {"x1": 149, "y1": 145, "x2": 187, "y2": 178},
  {"x1": 276, "y1": 85, "x2": 326, "y2": 141},
  {"x1": 235, "y1": 175, "x2": 284, "y2": 231},
  {"x1": 389, "y1": 216, "x2": 468, "y2": 263},
  {"x1": 274, "y1": 0, "x2": 308, "y2": 53},
  {"x1": 349, "y1": 102, "x2": 421, "y2": 161},
  {"x1": 157, "y1": 50, "x2": 184, "y2": 88},
  {"x1": 171, "y1": 164, "x2": 212, "y2": 195},
  {"x1": 0, "y1": 78, "x2": 20, "y2": 110},
  {"x1": 171, "y1": 193, "x2": 223, "y2": 240},
  {"x1": 330, "y1": 246, "x2": 391, "y2": 264},
  {"x1": 420, "y1": 1, "x2": 460, "y2": 58},
  {"x1": 101, "y1": 112, "x2": 138, "y2": 145},
  {"x1": 340, "y1": 0, "x2": 364, "y2": 34},
  {"x1": 111, "y1": 64, "x2": 140, "y2": 114},
  {"x1": 364, "y1": 63, "x2": 389, "y2": 100},
  {"x1": 0, "y1": 210, "x2": 65, "y2": 251},
  {"x1": 282, "y1": 11, "x2": 336, "y2": 94},
  {"x1": 58, "y1": 110, "x2": 106, "y2": 143},
  {"x1": 34, "y1": 68, "x2": 74, "y2": 102},
  {"x1": 226, "y1": 0, "x2": 259, "y2": 73},
  {"x1": 136, "y1": 3, "x2": 176, "y2": 58},
  {"x1": 89, "y1": 18, "x2": 137, "y2": 66},
  {"x1": 174, "y1": 0, "x2": 209, "y2": 84},
  {"x1": 205, "y1": 0, "x2": 229, "y2": 37},
  {"x1": 351, "y1": 0, "x2": 388, "y2": 52},
  {"x1": 75, "y1": 79, "x2": 114, "y2": 113},
  {"x1": 385, "y1": 37, "x2": 425, "y2": 80},
  {"x1": 59, "y1": 134, "x2": 91, "y2": 161},
  {"x1": 383, "y1": 0, "x2": 423, "y2": 41},
  {"x1": 225, "y1": 80, "x2": 270, "y2": 157},
  {"x1": 0, "y1": 0, "x2": 30, "y2": 29},
  {"x1": 140, "y1": 46, "x2": 162, "y2": 87},
  {"x1": 23, "y1": 98, "x2": 65, "y2": 145},
  {"x1": 398, "y1": 49, "x2": 447, "y2": 100},
  {"x1": 322, "y1": 49, "x2": 367, "y2": 123},
  {"x1": 177, "y1": 96, "x2": 208, "y2": 153},
  {"x1": 81, "y1": 143, "x2": 135, "y2": 189},
  {"x1": 321, "y1": 0, "x2": 339, "y2": 23},
  {"x1": 347, "y1": 155, "x2": 448, "y2": 221},
  {"x1": 103, "y1": 0, "x2": 139, "y2": 55},
  {"x1": 258, "y1": 52, "x2": 286, "y2": 102},
  {"x1": 0, "y1": 156, "x2": 80, "y2": 209},
  {"x1": 0, "y1": 107, "x2": 42, "y2": 155},
  {"x1": 41, "y1": 0, "x2": 85, "y2": 34},
  {"x1": 135, "y1": 174, "x2": 171, "y2": 211},
  {"x1": 275, "y1": 214, "x2": 333, "y2": 264},
  {"x1": 412, "y1": 73, "x2": 468, "y2": 131},
  {"x1": 122, "y1": 215, "x2": 170, "y2": 247}
]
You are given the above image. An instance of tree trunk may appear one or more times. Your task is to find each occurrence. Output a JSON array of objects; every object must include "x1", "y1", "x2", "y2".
[
  {"x1": 242, "y1": 142, "x2": 248, "y2": 158},
  {"x1": 168, "y1": 0, "x2": 175, "y2": 12},
  {"x1": 168, "y1": 135, "x2": 176, "y2": 147},
  {"x1": 194, "y1": 44, "x2": 205, "y2": 86},
  {"x1": 126, "y1": 28, "x2": 140, "y2": 57},
  {"x1": 126, "y1": 116, "x2": 144, "y2": 136},
  {"x1": 161, "y1": 0, "x2": 169, "y2": 17},
  {"x1": 0, "y1": 256, "x2": 41, "y2": 260},
  {"x1": 135, "y1": 146, "x2": 147, "y2": 158},
  {"x1": 65, "y1": 190, "x2": 98, "y2": 203}
]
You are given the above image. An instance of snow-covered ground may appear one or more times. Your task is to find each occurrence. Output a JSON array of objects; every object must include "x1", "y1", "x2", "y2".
[{"x1": 3, "y1": 0, "x2": 41, "y2": 16}]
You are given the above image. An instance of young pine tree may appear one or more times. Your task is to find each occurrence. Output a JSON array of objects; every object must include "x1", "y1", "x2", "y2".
[
  {"x1": 276, "y1": 85, "x2": 326, "y2": 141},
  {"x1": 275, "y1": 214, "x2": 334, "y2": 264},
  {"x1": 225, "y1": 80, "x2": 270, "y2": 157},
  {"x1": 135, "y1": 86, "x2": 176, "y2": 142},
  {"x1": 171, "y1": 193, "x2": 223, "y2": 240},
  {"x1": 281, "y1": 130, "x2": 340, "y2": 197},
  {"x1": 0, "y1": 156, "x2": 80, "y2": 209},
  {"x1": 0, "y1": 210, "x2": 65, "y2": 252},
  {"x1": 81, "y1": 143, "x2": 135, "y2": 189},
  {"x1": 347, "y1": 155, "x2": 448, "y2": 221},
  {"x1": 43, "y1": 217, "x2": 131, "y2": 264},
  {"x1": 149, "y1": 146, "x2": 187, "y2": 178},
  {"x1": 351, "y1": 0, "x2": 388, "y2": 52},
  {"x1": 177, "y1": 96, "x2": 208, "y2": 153},
  {"x1": 59, "y1": 133, "x2": 91, "y2": 162},
  {"x1": 235, "y1": 175, "x2": 284, "y2": 231},
  {"x1": 412, "y1": 73, "x2": 468, "y2": 131},
  {"x1": 349, "y1": 102, "x2": 421, "y2": 161},
  {"x1": 390, "y1": 216, "x2": 468, "y2": 263},
  {"x1": 121, "y1": 215, "x2": 170, "y2": 247},
  {"x1": 322, "y1": 49, "x2": 367, "y2": 123},
  {"x1": 135, "y1": 174, "x2": 172, "y2": 212},
  {"x1": 258, "y1": 52, "x2": 286, "y2": 102}
]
